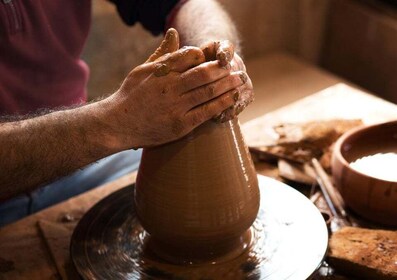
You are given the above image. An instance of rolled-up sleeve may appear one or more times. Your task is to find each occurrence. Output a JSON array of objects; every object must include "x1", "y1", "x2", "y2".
[{"x1": 108, "y1": 0, "x2": 180, "y2": 35}]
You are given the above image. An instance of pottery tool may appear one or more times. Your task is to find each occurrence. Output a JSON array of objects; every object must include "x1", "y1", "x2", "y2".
[
  {"x1": 278, "y1": 159, "x2": 316, "y2": 185},
  {"x1": 311, "y1": 158, "x2": 351, "y2": 230},
  {"x1": 37, "y1": 220, "x2": 79, "y2": 280}
]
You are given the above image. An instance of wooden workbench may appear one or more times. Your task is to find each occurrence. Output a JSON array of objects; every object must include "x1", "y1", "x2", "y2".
[{"x1": 1, "y1": 53, "x2": 396, "y2": 280}]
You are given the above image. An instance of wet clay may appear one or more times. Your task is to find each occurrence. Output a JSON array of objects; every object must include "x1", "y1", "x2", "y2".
[
  {"x1": 202, "y1": 40, "x2": 234, "y2": 67},
  {"x1": 154, "y1": 63, "x2": 170, "y2": 77},
  {"x1": 71, "y1": 176, "x2": 329, "y2": 280},
  {"x1": 146, "y1": 28, "x2": 180, "y2": 63},
  {"x1": 135, "y1": 118, "x2": 260, "y2": 264},
  {"x1": 214, "y1": 88, "x2": 253, "y2": 123}
]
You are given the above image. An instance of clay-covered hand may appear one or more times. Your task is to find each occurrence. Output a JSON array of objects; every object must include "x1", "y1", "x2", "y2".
[
  {"x1": 201, "y1": 40, "x2": 254, "y2": 122},
  {"x1": 104, "y1": 29, "x2": 246, "y2": 149}
]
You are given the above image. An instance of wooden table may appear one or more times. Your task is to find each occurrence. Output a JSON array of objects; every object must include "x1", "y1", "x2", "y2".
[
  {"x1": 1, "y1": 58, "x2": 397, "y2": 280},
  {"x1": 0, "y1": 174, "x2": 137, "y2": 279}
]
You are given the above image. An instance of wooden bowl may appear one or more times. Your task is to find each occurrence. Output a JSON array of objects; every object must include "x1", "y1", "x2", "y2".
[{"x1": 332, "y1": 120, "x2": 397, "y2": 226}]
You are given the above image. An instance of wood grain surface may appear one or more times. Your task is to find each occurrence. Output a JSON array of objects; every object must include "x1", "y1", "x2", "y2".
[{"x1": 1, "y1": 55, "x2": 397, "y2": 280}]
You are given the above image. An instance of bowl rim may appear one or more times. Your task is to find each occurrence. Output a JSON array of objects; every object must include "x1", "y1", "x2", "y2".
[{"x1": 333, "y1": 120, "x2": 397, "y2": 184}]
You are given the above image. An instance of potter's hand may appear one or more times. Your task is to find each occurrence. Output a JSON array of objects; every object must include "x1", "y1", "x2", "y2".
[
  {"x1": 104, "y1": 29, "x2": 245, "y2": 149},
  {"x1": 200, "y1": 40, "x2": 254, "y2": 122}
]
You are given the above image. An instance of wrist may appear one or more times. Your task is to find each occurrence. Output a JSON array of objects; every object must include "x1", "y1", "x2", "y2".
[
  {"x1": 83, "y1": 98, "x2": 126, "y2": 153},
  {"x1": 92, "y1": 95, "x2": 141, "y2": 152}
]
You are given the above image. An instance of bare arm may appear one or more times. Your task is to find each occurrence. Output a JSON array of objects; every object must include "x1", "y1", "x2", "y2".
[
  {"x1": 0, "y1": 29, "x2": 245, "y2": 200},
  {"x1": 170, "y1": 0, "x2": 254, "y2": 122},
  {"x1": 170, "y1": 0, "x2": 240, "y2": 51},
  {"x1": 0, "y1": 102, "x2": 117, "y2": 200}
]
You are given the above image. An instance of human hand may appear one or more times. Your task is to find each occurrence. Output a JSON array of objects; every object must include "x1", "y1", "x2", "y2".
[
  {"x1": 104, "y1": 29, "x2": 246, "y2": 149},
  {"x1": 200, "y1": 40, "x2": 254, "y2": 122}
]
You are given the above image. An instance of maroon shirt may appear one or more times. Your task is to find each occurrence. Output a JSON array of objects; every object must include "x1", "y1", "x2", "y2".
[{"x1": 0, "y1": 0, "x2": 179, "y2": 115}]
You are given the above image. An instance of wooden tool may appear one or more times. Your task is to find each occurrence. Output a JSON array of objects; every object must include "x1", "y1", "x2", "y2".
[{"x1": 311, "y1": 158, "x2": 351, "y2": 231}]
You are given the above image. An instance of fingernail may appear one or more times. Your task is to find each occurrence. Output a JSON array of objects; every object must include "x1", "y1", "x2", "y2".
[
  {"x1": 233, "y1": 91, "x2": 240, "y2": 101},
  {"x1": 239, "y1": 72, "x2": 248, "y2": 84}
]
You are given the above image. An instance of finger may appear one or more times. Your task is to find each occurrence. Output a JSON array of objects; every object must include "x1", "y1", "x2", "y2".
[
  {"x1": 182, "y1": 71, "x2": 246, "y2": 108},
  {"x1": 146, "y1": 28, "x2": 180, "y2": 63},
  {"x1": 177, "y1": 61, "x2": 232, "y2": 93},
  {"x1": 201, "y1": 40, "x2": 234, "y2": 67},
  {"x1": 216, "y1": 40, "x2": 234, "y2": 67},
  {"x1": 215, "y1": 76, "x2": 254, "y2": 123},
  {"x1": 185, "y1": 89, "x2": 236, "y2": 128},
  {"x1": 151, "y1": 47, "x2": 205, "y2": 77},
  {"x1": 215, "y1": 92, "x2": 254, "y2": 123},
  {"x1": 201, "y1": 41, "x2": 218, "y2": 61}
]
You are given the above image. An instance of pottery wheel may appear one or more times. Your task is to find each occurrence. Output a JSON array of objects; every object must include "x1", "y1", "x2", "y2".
[{"x1": 71, "y1": 175, "x2": 328, "y2": 280}]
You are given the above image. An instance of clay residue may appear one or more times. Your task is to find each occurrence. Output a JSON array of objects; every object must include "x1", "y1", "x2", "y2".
[
  {"x1": 214, "y1": 87, "x2": 254, "y2": 123},
  {"x1": 146, "y1": 28, "x2": 180, "y2": 63},
  {"x1": 202, "y1": 41, "x2": 234, "y2": 67},
  {"x1": 256, "y1": 119, "x2": 363, "y2": 170},
  {"x1": 154, "y1": 63, "x2": 171, "y2": 77},
  {"x1": 216, "y1": 41, "x2": 233, "y2": 67}
]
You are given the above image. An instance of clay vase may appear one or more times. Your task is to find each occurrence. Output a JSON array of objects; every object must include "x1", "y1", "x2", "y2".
[{"x1": 134, "y1": 118, "x2": 260, "y2": 264}]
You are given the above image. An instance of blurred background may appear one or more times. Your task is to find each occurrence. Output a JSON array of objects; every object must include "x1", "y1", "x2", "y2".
[{"x1": 83, "y1": 0, "x2": 397, "y2": 118}]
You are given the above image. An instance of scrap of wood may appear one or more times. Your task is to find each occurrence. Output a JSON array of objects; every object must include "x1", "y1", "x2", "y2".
[
  {"x1": 258, "y1": 119, "x2": 363, "y2": 166},
  {"x1": 328, "y1": 227, "x2": 397, "y2": 280},
  {"x1": 37, "y1": 220, "x2": 79, "y2": 280},
  {"x1": 278, "y1": 159, "x2": 316, "y2": 185}
]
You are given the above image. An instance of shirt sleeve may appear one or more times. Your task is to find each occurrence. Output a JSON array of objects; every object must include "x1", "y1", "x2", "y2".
[{"x1": 108, "y1": 0, "x2": 180, "y2": 35}]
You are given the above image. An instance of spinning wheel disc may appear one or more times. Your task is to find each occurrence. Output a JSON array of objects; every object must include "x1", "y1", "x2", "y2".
[{"x1": 71, "y1": 175, "x2": 328, "y2": 279}]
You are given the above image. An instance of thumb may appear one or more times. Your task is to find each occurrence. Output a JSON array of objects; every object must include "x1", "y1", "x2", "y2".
[{"x1": 146, "y1": 28, "x2": 180, "y2": 63}]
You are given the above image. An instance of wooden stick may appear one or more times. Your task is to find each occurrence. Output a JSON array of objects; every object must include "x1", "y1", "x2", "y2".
[
  {"x1": 311, "y1": 158, "x2": 348, "y2": 218},
  {"x1": 311, "y1": 158, "x2": 351, "y2": 232}
]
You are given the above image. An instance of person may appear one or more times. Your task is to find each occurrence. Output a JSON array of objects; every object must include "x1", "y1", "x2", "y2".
[{"x1": 0, "y1": 0, "x2": 253, "y2": 226}]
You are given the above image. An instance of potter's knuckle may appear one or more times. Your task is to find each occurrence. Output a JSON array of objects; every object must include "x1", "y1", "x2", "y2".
[
  {"x1": 134, "y1": 64, "x2": 147, "y2": 72},
  {"x1": 126, "y1": 69, "x2": 136, "y2": 79},
  {"x1": 131, "y1": 64, "x2": 148, "y2": 76},
  {"x1": 186, "y1": 46, "x2": 202, "y2": 56},
  {"x1": 193, "y1": 48, "x2": 206, "y2": 61},
  {"x1": 161, "y1": 53, "x2": 172, "y2": 61}
]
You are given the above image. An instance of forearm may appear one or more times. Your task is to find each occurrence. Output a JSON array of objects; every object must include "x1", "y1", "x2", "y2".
[
  {"x1": 169, "y1": 1, "x2": 253, "y2": 122},
  {"x1": 0, "y1": 100, "x2": 119, "y2": 200},
  {"x1": 171, "y1": 0, "x2": 240, "y2": 51},
  {"x1": 0, "y1": 29, "x2": 244, "y2": 201}
]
